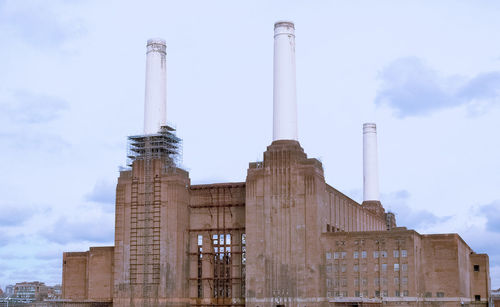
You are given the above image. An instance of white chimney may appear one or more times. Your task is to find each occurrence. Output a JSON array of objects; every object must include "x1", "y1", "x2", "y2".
[
  {"x1": 363, "y1": 123, "x2": 380, "y2": 201},
  {"x1": 273, "y1": 21, "x2": 298, "y2": 141},
  {"x1": 144, "y1": 38, "x2": 167, "y2": 134}
]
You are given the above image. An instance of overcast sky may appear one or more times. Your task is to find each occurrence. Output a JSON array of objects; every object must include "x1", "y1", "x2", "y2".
[{"x1": 0, "y1": 0, "x2": 499, "y2": 290}]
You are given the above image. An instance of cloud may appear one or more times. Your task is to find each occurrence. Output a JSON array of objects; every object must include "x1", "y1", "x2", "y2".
[
  {"x1": 0, "y1": 0, "x2": 83, "y2": 47},
  {"x1": 85, "y1": 180, "x2": 116, "y2": 208},
  {"x1": 41, "y1": 214, "x2": 114, "y2": 245},
  {"x1": 0, "y1": 203, "x2": 38, "y2": 227},
  {"x1": 478, "y1": 200, "x2": 500, "y2": 233},
  {"x1": 0, "y1": 132, "x2": 69, "y2": 152},
  {"x1": 0, "y1": 91, "x2": 70, "y2": 152},
  {"x1": 381, "y1": 189, "x2": 452, "y2": 230},
  {"x1": 459, "y1": 72, "x2": 500, "y2": 101},
  {"x1": 0, "y1": 90, "x2": 68, "y2": 124},
  {"x1": 0, "y1": 232, "x2": 9, "y2": 248},
  {"x1": 375, "y1": 57, "x2": 500, "y2": 117}
]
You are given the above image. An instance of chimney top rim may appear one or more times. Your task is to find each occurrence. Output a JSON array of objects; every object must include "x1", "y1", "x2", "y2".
[
  {"x1": 363, "y1": 123, "x2": 377, "y2": 133},
  {"x1": 274, "y1": 21, "x2": 295, "y2": 29},
  {"x1": 147, "y1": 38, "x2": 166, "y2": 46}
]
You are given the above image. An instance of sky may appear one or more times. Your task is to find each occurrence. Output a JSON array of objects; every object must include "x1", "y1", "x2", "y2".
[{"x1": 0, "y1": 0, "x2": 499, "y2": 290}]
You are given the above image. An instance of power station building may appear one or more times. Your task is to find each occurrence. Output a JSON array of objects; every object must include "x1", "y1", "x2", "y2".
[{"x1": 61, "y1": 22, "x2": 491, "y2": 307}]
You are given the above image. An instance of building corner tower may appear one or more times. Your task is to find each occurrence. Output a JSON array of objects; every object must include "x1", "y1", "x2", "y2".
[
  {"x1": 113, "y1": 38, "x2": 190, "y2": 307},
  {"x1": 246, "y1": 21, "x2": 329, "y2": 307}
]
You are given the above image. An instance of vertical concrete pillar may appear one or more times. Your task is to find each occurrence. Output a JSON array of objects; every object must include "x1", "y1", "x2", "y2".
[
  {"x1": 202, "y1": 234, "x2": 213, "y2": 301},
  {"x1": 273, "y1": 21, "x2": 298, "y2": 141},
  {"x1": 363, "y1": 123, "x2": 380, "y2": 201},
  {"x1": 231, "y1": 233, "x2": 242, "y2": 299},
  {"x1": 144, "y1": 39, "x2": 167, "y2": 134}
]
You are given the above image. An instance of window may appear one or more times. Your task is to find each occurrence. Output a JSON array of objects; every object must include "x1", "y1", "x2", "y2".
[
  {"x1": 341, "y1": 278, "x2": 347, "y2": 287},
  {"x1": 341, "y1": 252, "x2": 347, "y2": 259},
  {"x1": 197, "y1": 235, "x2": 203, "y2": 297},
  {"x1": 401, "y1": 250, "x2": 407, "y2": 257},
  {"x1": 212, "y1": 233, "x2": 232, "y2": 298},
  {"x1": 424, "y1": 292, "x2": 432, "y2": 298},
  {"x1": 334, "y1": 291, "x2": 340, "y2": 297},
  {"x1": 326, "y1": 279, "x2": 332, "y2": 288},
  {"x1": 383, "y1": 290, "x2": 388, "y2": 297},
  {"x1": 355, "y1": 290, "x2": 360, "y2": 297},
  {"x1": 342, "y1": 291, "x2": 348, "y2": 297},
  {"x1": 402, "y1": 277, "x2": 408, "y2": 285},
  {"x1": 402, "y1": 263, "x2": 408, "y2": 271},
  {"x1": 375, "y1": 290, "x2": 380, "y2": 297},
  {"x1": 393, "y1": 250, "x2": 399, "y2": 258},
  {"x1": 395, "y1": 290, "x2": 400, "y2": 297},
  {"x1": 363, "y1": 290, "x2": 368, "y2": 297},
  {"x1": 373, "y1": 251, "x2": 379, "y2": 258},
  {"x1": 354, "y1": 251, "x2": 359, "y2": 259},
  {"x1": 381, "y1": 263, "x2": 387, "y2": 271},
  {"x1": 374, "y1": 264, "x2": 379, "y2": 271},
  {"x1": 403, "y1": 290, "x2": 409, "y2": 297},
  {"x1": 326, "y1": 252, "x2": 332, "y2": 260},
  {"x1": 361, "y1": 251, "x2": 367, "y2": 258},
  {"x1": 341, "y1": 265, "x2": 346, "y2": 273},
  {"x1": 334, "y1": 252, "x2": 340, "y2": 259},
  {"x1": 381, "y1": 250, "x2": 387, "y2": 258},
  {"x1": 361, "y1": 278, "x2": 367, "y2": 286},
  {"x1": 326, "y1": 264, "x2": 332, "y2": 273},
  {"x1": 436, "y1": 292, "x2": 444, "y2": 297},
  {"x1": 374, "y1": 278, "x2": 379, "y2": 286},
  {"x1": 354, "y1": 265, "x2": 359, "y2": 272},
  {"x1": 394, "y1": 263, "x2": 400, "y2": 271},
  {"x1": 394, "y1": 277, "x2": 399, "y2": 285},
  {"x1": 327, "y1": 291, "x2": 333, "y2": 297},
  {"x1": 474, "y1": 264, "x2": 480, "y2": 272},
  {"x1": 475, "y1": 295, "x2": 481, "y2": 301},
  {"x1": 354, "y1": 278, "x2": 359, "y2": 286}
]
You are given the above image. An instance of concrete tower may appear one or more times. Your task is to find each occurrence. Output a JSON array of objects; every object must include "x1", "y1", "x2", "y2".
[
  {"x1": 246, "y1": 21, "x2": 328, "y2": 307},
  {"x1": 113, "y1": 39, "x2": 189, "y2": 307}
]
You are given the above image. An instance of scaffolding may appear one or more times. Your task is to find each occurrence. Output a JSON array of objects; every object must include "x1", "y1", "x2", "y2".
[{"x1": 126, "y1": 124, "x2": 182, "y2": 169}]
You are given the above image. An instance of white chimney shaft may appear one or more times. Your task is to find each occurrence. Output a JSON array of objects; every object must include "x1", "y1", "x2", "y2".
[
  {"x1": 363, "y1": 123, "x2": 380, "y2": 201},
  {"x1": 144, "y1": 38, "x2": 167, "y2": 134},
  {"x1": 273, "y1": 21, "x2": 298, "y2": 141}
]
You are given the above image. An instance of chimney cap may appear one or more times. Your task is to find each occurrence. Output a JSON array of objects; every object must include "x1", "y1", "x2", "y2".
[
  {"x1": 274, "y1": 21, "x2": 295, "y2": 37},
  {"x1": 363, "y1": 123, "x2": 377, "y2": 133},
  {"x1": 274, "y1": 21, "x2": 295, "y2": 28},
  {"x1": 147, "y1": 38, "x2": 166, "y2": 46}
]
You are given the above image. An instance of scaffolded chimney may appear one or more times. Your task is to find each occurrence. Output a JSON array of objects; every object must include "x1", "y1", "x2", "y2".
[
  {"x1": 363, "y1": 123, "x2": 380, "y2": 201},
  {"x1": 273, "y1": 21, "x2": 298, "y2": 141},
  {"x1": 144, "y1": 38, "x2": 167, "y2": 135}
]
